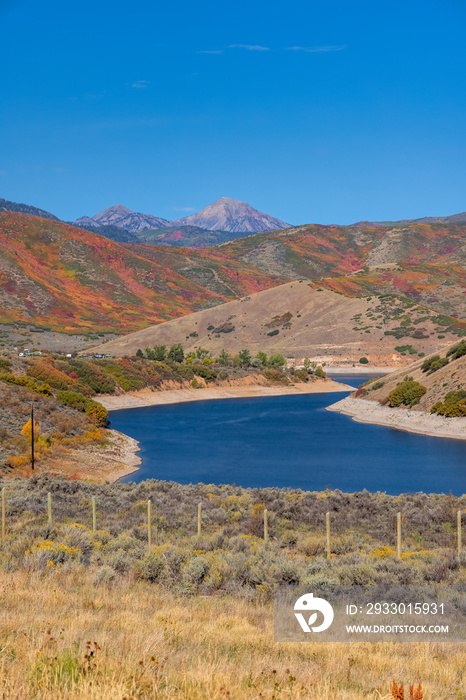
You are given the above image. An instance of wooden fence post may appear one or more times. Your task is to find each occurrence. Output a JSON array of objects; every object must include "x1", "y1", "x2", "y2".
[
  {"x1": 264, "y1": 508, "x2": 268, "y2": 542},
  {"x1": 47, "y1": 492, "x2": 52, "y2": 526},
  {"x1": 397, "y1": 512, "x2": 402, "y2": 560},
  {"x1": 92, "y1": 496, "x2": 96, "y2": 534},
  {"x1": 148, "y1": 499, "x2": 152, "y2": 547},
  {"x1": 197, "y1": 503, "x2": 202, "y2": 537},
  {"x1": 1, "y1": 488, "x2": 5, "y2": 540},
  {"x1": 458, "y1": 510, "x2": 462, "y2": 558},
  {"x1": 326, "y1": 512, "x2": 331, "y2": 559}
]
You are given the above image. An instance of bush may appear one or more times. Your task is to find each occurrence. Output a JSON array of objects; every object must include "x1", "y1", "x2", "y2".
[
  {"x1": 447, "y1": 340, "x2": 466, "y2": 360},
  {"x1": 431, "y1": 390, "x2": 466, "y2": 417},
  {"x1": 137, "y1": 550, "x2": 166, "y2": 582},
  {"x1": 315, "y1": 366, "x2": 326, "y2": 378},
  {"x1": 267, "y1": 329, "x2": 279, "y2": 337},
  {"x1": 268, "y1": 353, "x2": 286, "y2": 368},
  {"x1": 389, "y1": 380, "x2": 427, "y2": 408},
  {"x1": 167, "y1": 343, "x2": 184, "y2": 363},
  {"x1": 421, "y1": 355, "x2": 449, "y2": 374},
  {"x1": 359, "y1": 357, "x2": 369, "y2": 364}
]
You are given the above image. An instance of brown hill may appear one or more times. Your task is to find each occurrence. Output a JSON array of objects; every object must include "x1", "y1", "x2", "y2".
[
  {"x1": 351, "y1": 338, "x2": 466, "y2": 416},
  {"x1": 88, "y1": 282, "x2": 466, "y2": 366}
]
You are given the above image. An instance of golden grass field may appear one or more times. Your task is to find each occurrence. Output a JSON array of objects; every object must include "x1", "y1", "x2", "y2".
[{"x1": 1, "y1": 567, "x2": 465, "y2": 699}]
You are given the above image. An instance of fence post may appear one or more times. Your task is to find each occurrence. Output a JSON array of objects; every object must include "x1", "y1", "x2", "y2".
[
  {"x1": 197, "y1": 503, "x2": 202, "y2": 537},
  {"x1": 397, "y1": 512, "x2": 402, "y2": 560},
  {"x1": 458, "y1": 510, "x2": 462, "y2": 558},
  {"x1": 326, "y1": 512, "x2": 331, "y2": 559},
  {"x1": 148, "y1": 499, "x2": 152, "y2": 547},
  {"x1": 264, "y1": 508, "x2": 268, "y2": 542},
  {"x1": 92, "y1": 496, "x2": 96, "y2": 534},
  {"x1": 47, "y1": 492, "x2": 52, "y2": 526},
  {"x1": 1, "y1": 488, "x2": 5, "y2": 540}
]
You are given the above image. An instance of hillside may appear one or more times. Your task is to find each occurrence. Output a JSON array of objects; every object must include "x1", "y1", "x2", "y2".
[
  {"x1": 169, "y1": 197, "x2": 291, "y2": 232},
  {"x1": 132, "y1": 225, "x2": 257, "y2": 247},
  {"x1": 216, "y1": 221, "x2": 466, "y2": 318},
  {"x1": 89, "y1": 282, "x2": 466, "y2": 365},
  {"x1": 352, "y1": 338, "x2": 466, "y2": 414},
  {"x1": 0, "y1": 197, "x2": 59, "y2": 221},
  {"x1": 0, "y1": 212, "x2": 284, "y2": 333}
]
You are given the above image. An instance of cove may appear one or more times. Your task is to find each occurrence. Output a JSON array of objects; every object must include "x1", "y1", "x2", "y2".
[{"x1": 109, "y1": 376, "x2": 466, "y2": 495}]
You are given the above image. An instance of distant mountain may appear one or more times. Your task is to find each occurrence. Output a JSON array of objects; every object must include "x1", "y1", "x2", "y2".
[
  {"x1": 74, "y1": 204, "x2": 169, "y2": 232},
  {"x1": 353, "y1": 211, "x2": 466, "y2": 226},
  {"x1": 168, "y1": 197, "x2": 291, "y2": 233},
  {"x1": 0, "y1": 197, "x2": 59, "y2": 221},
  {"x1": 72, "y1": 221, "x2": 138, "y2": 243},
  {"x1": 133, "y1": 225, "x2": 258, "y2": 248}
]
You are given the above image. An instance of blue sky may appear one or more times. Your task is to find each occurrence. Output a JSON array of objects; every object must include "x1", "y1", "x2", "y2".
[{"x1": 1, "y1": 0, "x2": 465, "y2": 225}]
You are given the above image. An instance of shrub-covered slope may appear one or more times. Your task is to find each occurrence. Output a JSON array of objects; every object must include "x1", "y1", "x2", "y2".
[
  {"x1": 0, "y1": 213, "x2": 284, "y2": 333},
  {"x1": 354, "y1": 338, "x2": 466, "y2": 415}
]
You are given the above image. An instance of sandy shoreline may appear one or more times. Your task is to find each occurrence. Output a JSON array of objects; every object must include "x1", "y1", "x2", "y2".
[
  {"x1": 98, "y1": 378, "x2": 353, "y2": 411},
  {"x1": 327, "y1": 396, "x2": 466, "y2": 441}
]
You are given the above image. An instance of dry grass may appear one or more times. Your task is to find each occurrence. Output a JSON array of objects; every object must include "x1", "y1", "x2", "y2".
[{"x1": 0, "y1": 567, "x2": 464, "y2": 699}]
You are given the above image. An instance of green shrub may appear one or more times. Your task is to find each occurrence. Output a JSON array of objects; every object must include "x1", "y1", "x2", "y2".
[
  {"x1": 421, "y1": 355, "x2": 449, "y2": 374},
  {"x1": 268, "y1": 353, "x2": 286, "y2": 367},
  {"x1": 167, "y1": 343, "x2": 184, "y2": 363},
  {"x1": 431, "y1": 390, "x2": 466, "y2": 417},
  {"x1": 137, "y1": 550, "x2": 166, "y2": 582},
  {"x1": 447, "y1": 341, "x2": 466, "y2": 360},
  {"x1": 359, "y1": 357, "x2": 369, "y2": 364},
  {"x1": 315, "y1": 366, "x2": 326, "y2": 378},
  {"x1": 193, "y1": 364, "x2": 217, "y2": 382},
  {"x1": 267, "y1": 329, "x2": 279, "y2": 337},
  {"x1": 389, "y1": 380, "x2": 427, "y2": 408}
]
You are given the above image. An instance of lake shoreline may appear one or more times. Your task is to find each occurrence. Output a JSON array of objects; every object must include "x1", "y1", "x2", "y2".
[
  {"x1": 327, "y1": 396, "x2": 466, "y2": 441},
  {"x1": 98, "y1": 378, "x2": 353, "y2": 412}
]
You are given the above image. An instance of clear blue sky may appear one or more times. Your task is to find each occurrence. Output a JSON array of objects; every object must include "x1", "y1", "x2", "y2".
[{"x1": 1, "y1": 0, "x2": 465, "y2": 225}]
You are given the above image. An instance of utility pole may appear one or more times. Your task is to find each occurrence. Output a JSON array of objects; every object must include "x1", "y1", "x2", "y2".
[{"x1": 31, "y1": 403, "x2": 35, "y2": 470}]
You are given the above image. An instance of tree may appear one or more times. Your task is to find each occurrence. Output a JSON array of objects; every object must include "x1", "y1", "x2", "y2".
[
  {"x1": 136, "y1": 349, "x2": 144, "y2": 358},
  {"x1": 195, "y1": 346, "x2": 210, "y2": 360},
  {"x1": 236, "y1": 349, "x2": 252, "y2": 367},
  {"x1": 315, "y1": 366, "x2": 326, "y2": 378},
  {"x1": 303, "y1": 357, "x2": 311, "y2": 371},
  {"x1": 268, "y1": 353, "x2": 286, "y2": 368},
  {"x1": 218, "y1": 349, "x2": 231, "y2": 366},
  {"x1": 145, "y1": 346, "x2": 156, "y2": 360},
  {"x1": 255, "y1": 351, "x2": 267, "y2": 367},
  {"x1": 168, "y1": 343, "x2": 184, "y2": 363},
  {"x1": 153, "y1": 344, "x2": 167, "y2": 361}
]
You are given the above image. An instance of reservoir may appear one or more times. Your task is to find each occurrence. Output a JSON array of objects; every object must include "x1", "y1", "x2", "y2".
[{"x1": 109, "y1": 375, "x2": 466, "y2": 495}]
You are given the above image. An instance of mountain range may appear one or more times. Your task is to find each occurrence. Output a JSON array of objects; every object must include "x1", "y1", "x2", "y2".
[
  {"x1": 74, "y1": 204, "x2": 169, "y2": 232},
  {"x1": 73, "y1": 197, "x2": 291, "y2": 235}
]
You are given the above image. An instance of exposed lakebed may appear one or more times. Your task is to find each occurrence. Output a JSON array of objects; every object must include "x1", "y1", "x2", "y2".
[{"x1": 109, "y1": 375, "x2": 466, "y2": 495}]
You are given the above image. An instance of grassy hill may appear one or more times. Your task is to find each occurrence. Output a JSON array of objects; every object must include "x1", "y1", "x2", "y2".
[
  {"x1": 0, "y1": 213, "x2": 284, "y2": 333},
  {"x1": 0, "y1": 473, "x2": 464, "y2": 698},
  {"x1": 353, "y1": 337, "x2": 466, "y2": 415},
  {"x1": 89, "y1": 281, "x2": 466, "y2": 365}
]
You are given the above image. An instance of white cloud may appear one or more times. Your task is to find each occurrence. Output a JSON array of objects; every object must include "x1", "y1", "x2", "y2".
[
  {"x1": 286, "y1": 45, "x2": 347, "y2": 53},
  {"x1": 197, "y1": 50, "x2": 223, "y2": 54},
  {"x1": 229, "y1": 44, "x2": 269, "y2": 51},
  {"x1": 131, "y1": 80, "x2": 150, "y2": 88},
  {"x1": 172, "y1": 206, "x2": 196, "y2": 212}
]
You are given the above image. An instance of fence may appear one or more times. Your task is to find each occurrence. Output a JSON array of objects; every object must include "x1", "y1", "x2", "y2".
[{"x1": 1, "y1": 487, "x2": 464, "y2": 559}]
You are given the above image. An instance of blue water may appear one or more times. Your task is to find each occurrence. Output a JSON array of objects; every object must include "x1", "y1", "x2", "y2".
[{"x1": 109, "y1": 375, "x2": 466, "y2": 495}]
